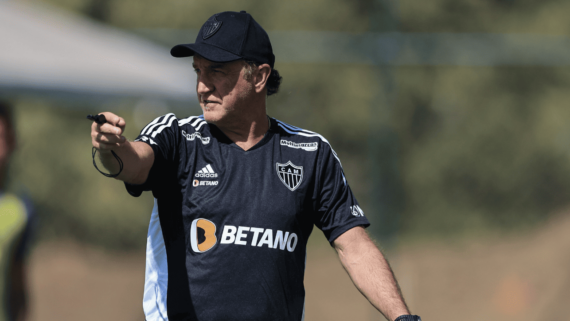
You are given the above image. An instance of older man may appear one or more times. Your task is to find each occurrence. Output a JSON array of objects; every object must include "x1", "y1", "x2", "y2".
[{"x1": 91, "y1": 11, "x2": 420, "y2": 321}]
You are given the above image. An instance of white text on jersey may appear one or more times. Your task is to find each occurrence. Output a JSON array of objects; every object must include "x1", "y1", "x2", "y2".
[
  {"x1": 181, "y1": 130, "x2": 210, "y2": 145},
  {"x1": 350, "y1": 205, "x2": 365, "y2": 217},
  {"x1": 195, "y1": 164, "x2": 218, "y2": 178},
  {"x1": 280, "y1": 140, "x2": 318, "y2": 151},
  {"x1": 220, "y1": 225, "x2": 299, "y2": 252}
]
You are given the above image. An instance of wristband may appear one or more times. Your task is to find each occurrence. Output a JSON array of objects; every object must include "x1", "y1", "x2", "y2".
[{"x1": 394, "y1": 315, "x2": 421, "y2": 321}]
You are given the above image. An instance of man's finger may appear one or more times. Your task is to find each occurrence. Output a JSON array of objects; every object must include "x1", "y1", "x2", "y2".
[
  {"x1": 98, "y1": 112, "x2": 122, "y2": 126},
  {"x1": 95, "y1": 141, "x2": 120, "y2": 150},
  {"x1": 92, "y1": 112, "x2": 126, "y2": 129},
  {"x1": 93, "y1": 137, "x2": 125, "y2": 150},
  {"x1": 96, "y1": 123, "x2": 123, "y2": 135},
  {"x1": 115, "y1": 117, "x2": 126, "y2": 129},
  {"x1": 96, "y1": 133, "x2": 126, "y2": 144}
]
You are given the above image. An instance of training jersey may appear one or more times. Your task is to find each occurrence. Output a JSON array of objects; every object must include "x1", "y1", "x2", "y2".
[{"x1": 126, "y1": 114, "x2": 370, "y2": 321}]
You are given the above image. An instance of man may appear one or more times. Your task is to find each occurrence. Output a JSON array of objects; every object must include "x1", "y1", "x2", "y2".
[
  {"x1": 0, "y1": 101, "x2": 34, "y2": 321},
  {"x1": 90, "y1": 11, "x2": 420, "y2": 321}
]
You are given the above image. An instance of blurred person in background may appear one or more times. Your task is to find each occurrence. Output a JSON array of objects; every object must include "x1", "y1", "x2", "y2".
[
  {"x1": 90, "y1": 11, "x2": 420, "y2": 321},
  {"x1": 0, "y1": 101, "x2": 34, "y2": 321}
]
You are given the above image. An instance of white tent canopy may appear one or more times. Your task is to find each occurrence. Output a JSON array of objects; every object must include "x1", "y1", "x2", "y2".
[{"x1": 0, "y1": 0, "x2": 196, "y2": 104}]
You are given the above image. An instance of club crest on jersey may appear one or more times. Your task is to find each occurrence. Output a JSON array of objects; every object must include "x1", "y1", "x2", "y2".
[{"x1": 276, "y1": 161, "x2": 303, "y2": 191}]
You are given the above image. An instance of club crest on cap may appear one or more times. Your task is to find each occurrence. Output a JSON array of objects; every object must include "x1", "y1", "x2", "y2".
[{"x1": 202, "y1": 15, "x2": 223, "y2": 40}]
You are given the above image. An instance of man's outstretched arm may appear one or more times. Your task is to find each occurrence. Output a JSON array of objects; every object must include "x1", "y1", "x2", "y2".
[
  {"x1": 90, "y1": 112, "x2": 154, "y2": 184},
  {"x1": 333, "y1": 226, "x2": 410, "y2": 321}
]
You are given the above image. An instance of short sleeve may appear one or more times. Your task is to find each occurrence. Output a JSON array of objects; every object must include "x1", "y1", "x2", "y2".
[
  {"x1": 313, "y1": 143, "x2": 370, "y2": 244},
  {"x1": 125, "y1": 113, "x2": 180, "y2": 196}
]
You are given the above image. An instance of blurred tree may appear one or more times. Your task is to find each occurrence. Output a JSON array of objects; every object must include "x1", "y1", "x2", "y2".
[
  {"x1": 19, "y1": 0, "x2": 570, "y2": 249},
  {"x1": 398, "y1": 0, "x2": 570, "y2": 34},
  {"x1": 366, "y1": 0, "x2": 404, "y2": 247},
  {"x1": 10, "y1": 102, "x2": 155, "y2": 250},
  {"x1": 83, "y1": 0, "x2": 111, "y2": 22},
  {"x1": 396, "y1": 66, "x2": 570, "y2": 236}
]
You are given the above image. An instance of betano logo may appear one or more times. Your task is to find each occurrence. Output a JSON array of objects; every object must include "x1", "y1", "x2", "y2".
[
  {"x1": 189, "y1": 219, "x2": 298, "y2": 253},
  {"x1": 190, "y1": 218, "x2": 218, "y2": 253},
  {"x1": 220, "y1": 226, "x2": 298, "y2": 252}
]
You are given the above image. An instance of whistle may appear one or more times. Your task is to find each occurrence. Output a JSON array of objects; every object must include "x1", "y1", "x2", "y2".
[{"x1": 86, "y1": 114, "x2": 107, "y2": 125}]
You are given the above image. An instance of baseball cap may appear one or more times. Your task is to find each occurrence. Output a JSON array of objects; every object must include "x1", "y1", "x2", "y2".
[{"x1": 171, "y1": 11, "x2": 275, "y2": 68}]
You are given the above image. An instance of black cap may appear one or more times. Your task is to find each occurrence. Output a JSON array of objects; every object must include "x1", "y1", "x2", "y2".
[{"x1": 171, "y1": 11, "x2": 275, "y2": 68}]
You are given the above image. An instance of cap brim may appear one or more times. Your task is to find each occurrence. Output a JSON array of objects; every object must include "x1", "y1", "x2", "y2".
[{"x1": 170, "y1": 43, "x2": 242, "y2": 63}]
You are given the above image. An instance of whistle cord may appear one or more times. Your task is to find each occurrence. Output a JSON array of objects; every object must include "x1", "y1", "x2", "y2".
[{"x1": 92, "y1": 147, "x2": 124, "y2": 178}]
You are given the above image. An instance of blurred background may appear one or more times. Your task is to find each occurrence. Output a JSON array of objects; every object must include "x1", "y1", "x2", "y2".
[{"x1": 1, "y1": 0, "x2": 570, "y2": 320}]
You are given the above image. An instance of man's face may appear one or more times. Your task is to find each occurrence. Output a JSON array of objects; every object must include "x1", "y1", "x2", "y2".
[{"x1": 193, "y1": 55, "x2": 254, "y2": 125}]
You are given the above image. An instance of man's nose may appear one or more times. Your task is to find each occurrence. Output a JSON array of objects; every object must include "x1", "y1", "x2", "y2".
[{"x1": 196, "y1": 77, "x2": 214, "y2": 96}]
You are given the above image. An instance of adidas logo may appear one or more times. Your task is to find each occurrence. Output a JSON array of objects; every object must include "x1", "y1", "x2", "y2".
[
  {"x1": 195, "y1": 164, "x2": 218, "y2": 178},
  {"x1": 193, "y1": 164, "x2": 219, "y2": 187}
]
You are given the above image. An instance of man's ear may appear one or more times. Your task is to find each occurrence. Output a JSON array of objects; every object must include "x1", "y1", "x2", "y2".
[{"x1": 253, "y1": 64, "x2": 271, "y2": 94}]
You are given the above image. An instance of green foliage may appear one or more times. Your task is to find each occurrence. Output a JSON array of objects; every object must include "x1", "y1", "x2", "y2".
[
  {"x1": 37, "y1": 0, "x2": 370, "y2": 31},
  {"x1": 395, "y1": 66, "x2": 570, "y2": 236},
  {"x1": 37, "y1": 0, "x2": 570, "y2": 34},
  {"x1": 16, "y1": 0, "x2": 570, "y2": 249},
  {"x1": 399, "y1": 0, "x2": 570, "y2": 34},
  {"x1": 10, "y1": 101, "x2": 154, "y2": 250}
]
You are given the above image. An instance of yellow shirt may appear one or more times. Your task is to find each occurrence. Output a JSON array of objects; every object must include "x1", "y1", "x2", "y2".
[{"x1": 0, "y1": 194, "x2": 28, "y2": 321}]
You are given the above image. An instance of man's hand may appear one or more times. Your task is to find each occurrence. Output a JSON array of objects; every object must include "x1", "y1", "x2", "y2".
[
  {"x1": 333, "y1": 226, "x2": 411, "y2": 321},
  {"x1": 91, "y1": 112, "x2": 126, "y2": 151},
  {"x1": 89, "y1": 112, "x2": 154, "y2": 184}
]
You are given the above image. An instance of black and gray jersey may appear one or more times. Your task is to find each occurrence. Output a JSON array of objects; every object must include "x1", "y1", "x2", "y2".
[{"x1": 126, "y1": 114, "x2": 370, "y2": 321}]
